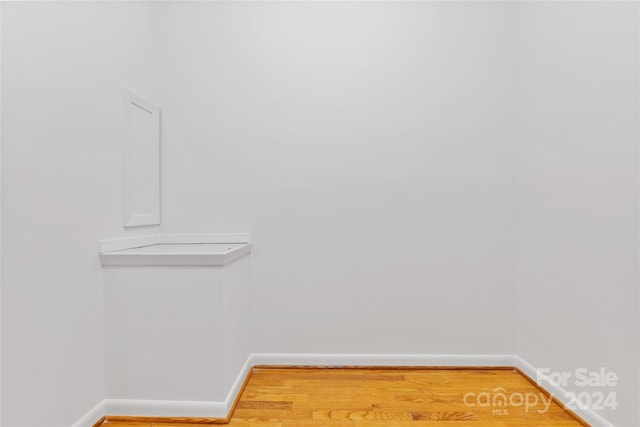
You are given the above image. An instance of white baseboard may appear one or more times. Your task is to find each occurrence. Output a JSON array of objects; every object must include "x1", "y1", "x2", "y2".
[
  {"x1": 249, "y1": 352, "x2": 517, "y2": 367},
  {"x1": 224, "y1": 353, "x2": 254, "y2": 411},
  {"x1": 100, "y1": 356, "x2": 254, "y2": 419},
  {"x1": 515, "y1": 355, "x2": 614, "y2": 427},
  {"x1": 70, "y1": 400, "x2": 105, "y2": 427},
  {"x1": 103, "y1": 399, "x2": 227, "y2": 418},
  {"x1": 71, "y1": 353, "x2": 616, "y2": 427}
]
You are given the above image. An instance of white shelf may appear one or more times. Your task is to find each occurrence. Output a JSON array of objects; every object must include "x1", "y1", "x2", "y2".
[{"x1": 99, "y1": 234, "x2": 251, "y2": 266}]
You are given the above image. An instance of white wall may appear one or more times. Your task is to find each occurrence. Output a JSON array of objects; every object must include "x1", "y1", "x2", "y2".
[
  {"x1": 514, "y1": 3, "x2": 639, "y2": 426},
  {"x1": 3, "y1": 2, "x2": 639, "y2": 426},
  {"x1": 155, "y1": 1, "x2": 518, "y2": 356},
  {"x1": 0, "y1": 3, "x2": 4, "y2": 425},
  {"x1": 1, "y1": 3, "x2": 159, "y2": 426}
]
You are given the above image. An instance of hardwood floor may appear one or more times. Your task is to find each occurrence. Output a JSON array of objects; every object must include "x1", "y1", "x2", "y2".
[{"x1": 102, "y1": 367, "x2": 587, "y2": 427}]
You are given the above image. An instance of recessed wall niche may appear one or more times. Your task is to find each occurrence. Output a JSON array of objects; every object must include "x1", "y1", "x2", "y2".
[{"x1": 121, "y1": 86, "x2": 160, "y2": 227}]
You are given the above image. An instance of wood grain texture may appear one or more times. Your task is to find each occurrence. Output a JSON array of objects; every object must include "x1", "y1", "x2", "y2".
[{"x1": 102, "y1": 367, "x2": 588, "y2": 427}]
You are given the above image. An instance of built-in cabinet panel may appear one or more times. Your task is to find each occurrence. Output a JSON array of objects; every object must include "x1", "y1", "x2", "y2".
[
  {"x1": 102, "y1": 236, "x2": 252, "y2": 414},
  {"x1": 104, "y1": 266, "x2": 227, "y2": 402}
]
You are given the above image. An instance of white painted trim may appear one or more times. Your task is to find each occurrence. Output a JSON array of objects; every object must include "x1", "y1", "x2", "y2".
[
  {"x1": 104, "y1": 399, "x2": 227, "y2": 418},
  {"x1": 223, "y1": 354, "x2": 254, "y2": 411},
  {"x1": 515, "y1": 355, "x2": 615, "y2": 427},
  {"x1": 249, "y1": 353, "x2": 517, "y2": 367},
  {"x1": 69, "y1": 400, "x2": 105, "y2": 427},
  {"x1": 98, "y1": 356, "x2": 253, "y2": 419},
  {"x1": 99, "y1": 242, "x2": 251, "y2": 267},
  {"x1": 99, "y1": 233, "x2": 252, "y2": 253},
  {"x1": 121, "y1": 86, "x2": 161, "y2": 228}
]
